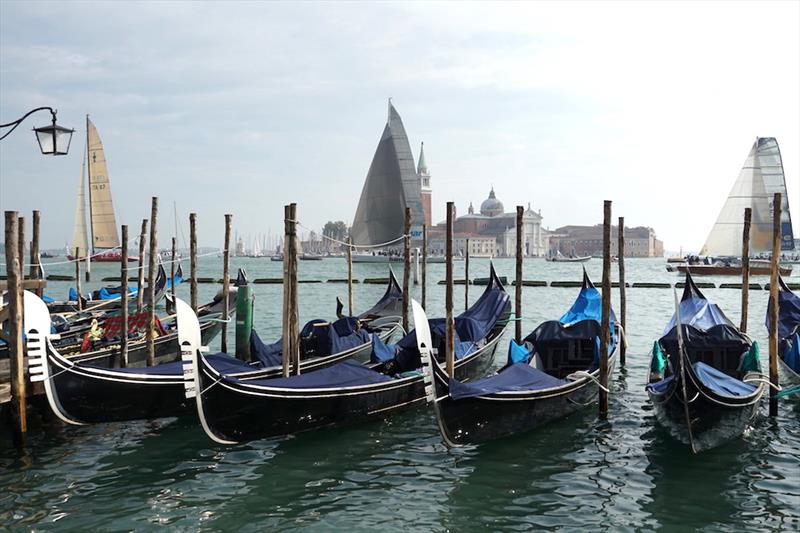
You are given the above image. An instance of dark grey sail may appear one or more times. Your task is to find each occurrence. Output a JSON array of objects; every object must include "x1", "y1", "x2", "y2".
[{"x1": 351, "y1": 100, "x2": 424, "y2": 246}]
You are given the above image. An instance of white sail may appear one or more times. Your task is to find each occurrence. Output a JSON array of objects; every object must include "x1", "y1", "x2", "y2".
[
  {"x1": 700, "y1": 138, "x2": 787, "y2": 256},
  {"x1": 70, "y1": 158, "x2": 89, "y2": 258},
  {"x1": 350, "y1": 101, "x2": 424, "y2": 246},
  {"x1": 754, "y1": 137, "x2": 795, "y2": 250},
  {"x1": 87, "y1": 117, "x2": 120, "y2": 250}
]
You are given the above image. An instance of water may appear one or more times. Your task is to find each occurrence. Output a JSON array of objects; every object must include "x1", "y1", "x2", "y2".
[{"x1": 2, "y1": 257, "x2": 798, "y2": 531}]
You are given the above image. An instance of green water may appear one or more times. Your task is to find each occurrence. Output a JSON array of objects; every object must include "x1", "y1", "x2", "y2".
[{"x1": 2, "y1": 257, "x2": 798, "y2": 531}]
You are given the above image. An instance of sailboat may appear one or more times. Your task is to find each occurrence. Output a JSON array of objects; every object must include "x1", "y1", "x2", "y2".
[
  {"x1": 350, "y1": 100, "x2": 425, "y2": 263},
  {"x1": 679, "y1": 137, "x2": 794, "y2": 276},
  {"x1": 67, "y1": 116, "x2": 138, "y2": 263}
]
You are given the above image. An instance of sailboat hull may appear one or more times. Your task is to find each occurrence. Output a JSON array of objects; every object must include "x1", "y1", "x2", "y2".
[{"x1": 67, "y1": 252, "x2": 139, "y2": 262}]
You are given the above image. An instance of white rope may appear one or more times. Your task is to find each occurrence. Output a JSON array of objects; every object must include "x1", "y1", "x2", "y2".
[
  {"x1": 743, "y1": 373, "x2": 782, "y2": 392},
  {"x1": 290, "y1": 219, "x2": 409, "y2": 250},
  {"x1": 28, "y1": 248, "x2": 224, "y2": 272},
  {"x1": 568, "y1": 370, "x2": 612, "y2": 394}
]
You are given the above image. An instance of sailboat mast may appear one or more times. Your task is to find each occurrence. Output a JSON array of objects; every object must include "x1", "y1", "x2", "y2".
[{"x1": 86, "y1": 115, "x2": 94, "y2": 255}]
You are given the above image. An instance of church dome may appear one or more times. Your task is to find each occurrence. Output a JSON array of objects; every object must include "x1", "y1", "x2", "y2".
[{"x1": 480, "y1": 187, "x2": 504, "y2": 217}]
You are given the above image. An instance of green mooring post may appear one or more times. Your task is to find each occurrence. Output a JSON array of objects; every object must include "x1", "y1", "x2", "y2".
[{"x1": 235, "y1": 270, "x2": 254, "y2": 362}]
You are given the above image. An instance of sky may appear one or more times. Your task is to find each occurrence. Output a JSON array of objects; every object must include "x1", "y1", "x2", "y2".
[{"x1": 1, "y1": 1, "x2": 798, "y2": 252}]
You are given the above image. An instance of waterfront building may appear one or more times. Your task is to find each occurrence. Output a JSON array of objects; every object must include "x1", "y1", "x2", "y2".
[
  {"x1": 550, "y1": 225, "x2": 664, "y2": 257},
  {"x1": 427, "y1": 188, "x2": 547, "y2": 257}
]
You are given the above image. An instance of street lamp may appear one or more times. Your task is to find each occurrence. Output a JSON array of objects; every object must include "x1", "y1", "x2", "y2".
[{"x1": 0, "y1": 107, "x2": 74, "y2": 155}]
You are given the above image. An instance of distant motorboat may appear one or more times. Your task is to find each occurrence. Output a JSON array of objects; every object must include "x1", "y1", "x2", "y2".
[{"x1": 546, "y1": 251, "x2": 591, "y2": 263}]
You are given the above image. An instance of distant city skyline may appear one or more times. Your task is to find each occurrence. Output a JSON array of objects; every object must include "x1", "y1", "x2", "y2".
[{"x1": 1, "y1": 1, "x2": 797, "y2": 252}]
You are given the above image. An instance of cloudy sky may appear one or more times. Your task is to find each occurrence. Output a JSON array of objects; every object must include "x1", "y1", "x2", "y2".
[{"x1": 1, "y1": 1, "x2": 798, "y2": 251}]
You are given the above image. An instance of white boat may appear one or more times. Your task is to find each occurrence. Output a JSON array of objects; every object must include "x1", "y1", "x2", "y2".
[{"x1": 546, "y1": 251, "x2": 591, "y2": 263}]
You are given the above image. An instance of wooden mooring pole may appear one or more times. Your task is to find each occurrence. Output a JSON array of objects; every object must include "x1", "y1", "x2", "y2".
[
  {"x1": 347, "y1": 236, "x2": 353, "y2": 316},
  {"x1": 121, "y1": 225, "x2": 129, "y2": 367},
  {"x1": 17, "y1": 216, "x2": 25, "y2": 284},
  {"x1": 740, "y1": 208, "x2": 752, "y2": 333},
  {"x1": 515, "y1": 206, "x2": 523, "y2": 344},
  {"x1": 4, "y1": 212, "x2": 26, "y2": 443},
  {"x1": 465, "y1": 237, "x2": 470, "y2": 311},
  {"x1": 403, "y1": 207, "x2": 411, "y2": 332},
  {"x1": 618, "y1": 217, "x2": 626, "y2": 367},
  {"x1": 75, "y1": 247, "x2": 83, "y2": 311},
  {"x1": 146, "y1": 197, "x2": 158, "y2": 366},
  {"x1": 221, "y1": 214, "x2": 232, "y2": 354},
  {"x1": 422, "y1": 224, "x2": 427, "y2": 310},
  {"x1": 282, "y1": 205, "x2": 291, "y2": 378},
  {"x1": 30, "y1": 210, "x2": 42, "y2": 296},
  {"x1": 288, "y1": 204, "x2": 300, "y2": 375},
  {"x1": 600, "y1": 200, "x2": 612, "y2": 419},
  {"x1": 768, "y1": 193, "x2": 780, "y2": 417},
  {"x1": 190, "y1": 213, "x2": 198, "y2": 313},
  {"x1": 446, "y1": 202, "x2": 455, "y2": 377},
  {"x1": 136, "y1": 219, "x2": 147, "y2": 312}
]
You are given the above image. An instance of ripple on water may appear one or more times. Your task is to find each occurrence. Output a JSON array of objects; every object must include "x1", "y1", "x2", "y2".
[{"x1": 1, "y1": 258, "x2": 799, "y2": 530}]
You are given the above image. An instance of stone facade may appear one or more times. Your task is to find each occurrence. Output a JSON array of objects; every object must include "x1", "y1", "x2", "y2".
[
  {"x1": 549, "y1": 225, "x2": 664, "y2": 257},
  {"x1": 427, "y1": 188, "x2": 547, "y2": 257}
]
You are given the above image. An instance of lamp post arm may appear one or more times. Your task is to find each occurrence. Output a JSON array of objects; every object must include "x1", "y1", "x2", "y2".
[{"x1": 0, "y1": 107, "x2": 57, "y2": 141}]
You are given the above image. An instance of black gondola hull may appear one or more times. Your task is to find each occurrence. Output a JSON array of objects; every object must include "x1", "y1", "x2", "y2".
[
  {"x1": 195, "y1": 332, "x2": 502, "y2": 443},
  {"x1": 647, "y1": 368, "x2": 763, "y2": 453},
  {"x1": 431, "y1": 356, "x2": 617, "y2": 446}
]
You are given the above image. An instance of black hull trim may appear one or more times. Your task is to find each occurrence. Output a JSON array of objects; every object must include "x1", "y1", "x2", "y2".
[{"x1": 193, "y1": 326, "x2": 504, "y2": 443}]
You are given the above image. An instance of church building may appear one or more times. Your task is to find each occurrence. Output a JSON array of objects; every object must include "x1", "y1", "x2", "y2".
[{"x1": 428, "y1": 188, "x2": 548, "y2": 257}]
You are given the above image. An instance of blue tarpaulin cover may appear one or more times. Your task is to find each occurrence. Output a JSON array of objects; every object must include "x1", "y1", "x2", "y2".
[
  {"x1": 448, "y1": 363, "x2": 568, "y2": 400},
  {"x1": 767, "y1": 281, "x2": 800, "y2": 341},
  {"x1": 42, "y1": 294, "x2": 55, "y2": 303},
  {"x1": 783, "y1": 333, "x2": 800, "y2": 373},
  {"x1": 646, "y1": 362, "x2": 757, "y2": 398},
  {"x1": 250, "y1": 329, "x2": 283, "y2": 368},
  {"x1": 236, "y1": 359, "x2": 392, "y2": 389},
  {"x1": 507, "y1": 340, "x2": 531, "y2": 365},
  {"x1": 97, "y1": 286, "x2": 138, "y2": 300},
  {"x1": 373, "y1": 278, "x2": 509, "y2": 367},
  {"x1": 693, "y1": 362, "x2": 757, "y2": 397},
  {"x1": 663, "y1": 297, "x2": 733, "y2": 335}
]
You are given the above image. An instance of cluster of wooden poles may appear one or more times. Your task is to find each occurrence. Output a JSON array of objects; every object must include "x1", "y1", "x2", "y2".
[
  {"x1": 1, "y1": 192, "x2": 788, "y2": 445},
  {"x1": 1, "y1": 197, "x2": 237, "y2": 445}
]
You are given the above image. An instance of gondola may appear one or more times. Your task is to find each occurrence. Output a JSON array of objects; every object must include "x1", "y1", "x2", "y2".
[
  {"x1": 419, "y1": 271, "x2": 617, "y2": 447},
  {"x1": 183, "y1": 264, "x2": 511, "y2": 444},
  {"x1": 646, "y1": 273, "x2": 765, "y2": 453},
  {"x1": 767, "y1": 277, "x2": 800, "y2": 385},
  {"x1": 23, "y1": 273, "x2": 404, "y2": 425}
]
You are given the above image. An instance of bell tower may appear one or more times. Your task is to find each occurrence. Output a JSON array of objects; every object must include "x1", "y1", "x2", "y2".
[{"x1": 418, "y1": 142, "x2": 432, "y2": 227}]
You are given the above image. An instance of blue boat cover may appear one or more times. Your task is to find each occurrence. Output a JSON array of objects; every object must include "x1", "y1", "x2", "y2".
[
  {"x1": 692, "y1": 361, "x2": 757, "y2": 397},
  {"x1": 663, "y1": 297, "x2": 734, "y2": 335},
  {"x1": 448, "y1": 363, "x2": 569, "y2": 400},
  {"x1": 97, "y1": 286, "x2": 138, "y2": 300},
  {"x1": 645, "y1": 374, "x2": 674, "y2": 396},
  {"x1": 68, "y1": 287, "x2": 80, "y2": 301},
  {"x1": 784, "y1": 333, "x2": 800, "y2": 373},
  {"x1": 767, "y1": 282, "x2": 800, "y2": 342},
  {"x1": 507, "y1": 339, "x2": 531, "y2": 365},
  {"x1": 559, "y1": 285, "x2": 615, "y2": 327},
  {"x1": 165, "y1": 272, "x2": 183, "y2": 291},
  {"x1": 42, "y1": 294, "x2": 55, "y2": 303},
  {"x1": 250, "y1": 330, "x2": 283, "y2": 368},
  {"x1": 234, "y1": 359, "x2": 392, "y2": 389},
  {"x1": 374, "y1": 281, "x2": 509, "y2": 368}
]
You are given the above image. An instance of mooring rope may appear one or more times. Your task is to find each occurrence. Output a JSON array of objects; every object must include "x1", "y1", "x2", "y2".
[{"x1": 290, "y1": 219, "x2": 409, "y2": 250}]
